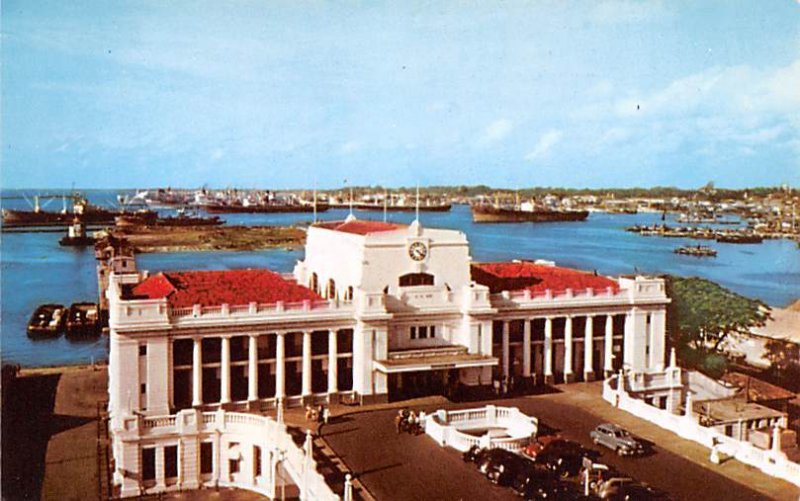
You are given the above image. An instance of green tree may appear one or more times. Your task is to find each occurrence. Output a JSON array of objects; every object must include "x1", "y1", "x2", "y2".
[{"x1": 665, "y1": 276, "x2": 770, "y2": 375}]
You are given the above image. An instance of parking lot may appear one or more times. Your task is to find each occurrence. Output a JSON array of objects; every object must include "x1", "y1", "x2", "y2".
[{"x1": 320, "y1": 385, "x2": 795, "y2": 501}]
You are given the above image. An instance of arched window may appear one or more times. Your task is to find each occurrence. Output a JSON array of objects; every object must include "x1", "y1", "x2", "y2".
[
  {"x1": 399, "y1": 273, "x2": 434, "y2": 287},
  {"x1": 327, "y1": 278, "x2": 336, "y2": 299},
  {"x1": 346, "y1": 286, "x2": 354, "y2": 301},
  {"x1": 310, "y1": 273, "x2": 319, "y2": 294}
]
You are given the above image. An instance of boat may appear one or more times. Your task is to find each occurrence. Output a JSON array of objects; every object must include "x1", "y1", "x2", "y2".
[
  {"x1": 65, "y1": 302, "x2": 100, "y2": 337},
  {"x1": 349, "y1": 201, "x2": 451, "y2": 212},
  {"x1": 716, "y1": 233, "x2": 763, "y2": 244},
  {"x1": 674, "y1": 245, "x2": 717, "y2": 257},
  {"x1": 27, "y1": 304, "x2": 67, "y2": 337},
  {"x1": 59, "y1": 219, "x2": 95, "y2": 246},
  {"x1": 471, "y1": 202, "x2": 589, "y2": 223},
  {"x1": 115, "y1": 211, "x2": 160, "y2": 227},
  {"x1": 203, "y1": 202, "x2": 328, "y2": 214},
  {"x1": 115, "y1": 209, "x2": 221, "y2": 227}
]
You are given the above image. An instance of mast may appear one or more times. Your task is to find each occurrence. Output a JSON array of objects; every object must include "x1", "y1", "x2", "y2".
[
  {"x1": 415, "y1": 184, "x2": 420, "y2": 223},
  {"x1": 313, "y1": 184, "x2": 318, "y2": 224}
]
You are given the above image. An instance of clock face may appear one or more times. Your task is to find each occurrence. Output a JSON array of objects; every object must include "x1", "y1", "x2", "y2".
[{"x1": 408, "y1": 241, "x2": 428, "y2": 261}]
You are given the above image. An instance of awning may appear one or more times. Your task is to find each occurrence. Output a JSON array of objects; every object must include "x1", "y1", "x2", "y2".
[{"x1": 374, "y1": 353, "x2": 498, "y2": 374}]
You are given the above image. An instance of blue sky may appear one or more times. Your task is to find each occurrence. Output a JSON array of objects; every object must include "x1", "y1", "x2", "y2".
[{"x1": 2, "y1": 1, "x2": 799, "y2": 189}]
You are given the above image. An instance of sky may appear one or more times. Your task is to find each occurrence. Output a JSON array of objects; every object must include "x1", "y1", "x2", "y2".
[{"x1": 2, "y1": 1, "x2": 799, "y2": 190}]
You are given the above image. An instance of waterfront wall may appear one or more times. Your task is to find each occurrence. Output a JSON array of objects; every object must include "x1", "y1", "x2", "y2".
[{"x1": 603, "y1": 375, "x2": 800, "y2": 488}]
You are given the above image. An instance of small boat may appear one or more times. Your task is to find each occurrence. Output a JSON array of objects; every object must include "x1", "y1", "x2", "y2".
[
  {"x1": 65, "y1": 302, "x2": 100, "y2": 337},
  {"x1": 59, "y1": 219, "x2": 95, "y2": 246},
  {"x1": 674, "y1": 245, "x2": 717, "y2": 257},
  {"x1": 27, "y1": 304, "x2": 66, "y2": 337}
]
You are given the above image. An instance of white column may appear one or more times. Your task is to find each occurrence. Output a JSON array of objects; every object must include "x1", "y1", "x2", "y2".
[
  {"x1": 544, "y1": 317, "x2": 553, "y2": 382},
  {"x1": 522, "y1": 319, "x2": 531, "y2": 378},
  {"x1": 220, "y1": 337, "x2": 231, "y2": 404},
  {"x1": 564, "y1": 316, "x2": 574, "y2": 382},
  {"x1": 302, "y1": 331, "x2": 312, "y2": 397},
  {"x1": 604, "y1": 314, "x2": 614, "y2": 375},
  {"x1": 248, "y1": 335, "x2": 258, "y2": 401},
  {"x1": 501, "y1": 321, "x2": 510, "y2": 379},
  {"x1": 275, "y1": 333, "x2": 286, "y2": 399},
  {"x1": 192, "y1": 338, "x2": 203, "y2": 407},
  {"x1": 584, "y1": 315, "x2": 594, "y2": 381},
  {"x1": 328, "y1": 329, "x2": 338, "y2": 394}
]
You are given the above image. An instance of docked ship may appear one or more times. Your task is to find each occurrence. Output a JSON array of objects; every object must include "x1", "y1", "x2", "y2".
[
  {"x1": 3, "y1": 195, "x2": 123, "y2": 228},
  {"x1": 115, "y1": 209, "x2": 222, "y2": 227},
  {"x1": 471, "y1": 201, "x2": 589, "y2": 223},
  {"x1": 65, "y1": 302, "x2": 100, "y2": 337},
  {"x1": 203, "y1": 201, "x2": 328, "y2": 214},
  {"x1": 27, "y1": 304, "x2": 67, "y2": 338},
  {"x1": 352, "y1": 201, "x2": 451, "y2": 212},
  {"x1": 716, "y1": 232, "x2": 763, "y2": 244},
  {"x1": 59, "y1": 219, "x2": 95, "y2": 246}
]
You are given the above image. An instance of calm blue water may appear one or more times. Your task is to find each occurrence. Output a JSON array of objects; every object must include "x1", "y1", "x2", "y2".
[{"x1": 2, "y1": 190, "x2": 798, "y2": 367}]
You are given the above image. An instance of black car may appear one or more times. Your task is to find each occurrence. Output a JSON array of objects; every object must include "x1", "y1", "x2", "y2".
[
  {"x1": 478, "y1": 449, "x2": 534, "y2": 486},
  {"x1": 462, "y1": 445, "x2": 486, "y2": 463},
  {"x1": 535, "y1": 449, "x2": 585, "y2": 478},
  {"x1": 511, "y1": 464, "x2": 558, "y2": 496}
]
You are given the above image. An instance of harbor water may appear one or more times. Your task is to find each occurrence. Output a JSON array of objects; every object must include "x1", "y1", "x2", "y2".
[{"x1": 1, "y1": 190, "x2": 798, "y2": 367}]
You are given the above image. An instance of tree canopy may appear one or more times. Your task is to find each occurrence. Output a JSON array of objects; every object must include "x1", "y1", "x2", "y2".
[{"x1": 665, "y1": 275, "x2": 770, "y2": 353}]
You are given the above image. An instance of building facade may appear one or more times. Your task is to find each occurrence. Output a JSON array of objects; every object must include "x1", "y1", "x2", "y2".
[{"x1": 106, "y1": 216, "x2": 670, "y2": 497}]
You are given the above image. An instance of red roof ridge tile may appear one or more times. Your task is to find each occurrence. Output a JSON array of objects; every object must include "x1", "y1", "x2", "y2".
[
  {"x1": 315, "y1": 219, "x2": 405, "y2": 236},
  {"x1": 471, "y1": 261, "x2": 619, "y2": 295}
]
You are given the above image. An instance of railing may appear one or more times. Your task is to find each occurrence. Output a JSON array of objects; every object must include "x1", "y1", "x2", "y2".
[
  {"x1": 123, "y1": 409, "x2": 340, "y2": 499},
  {"x1": 424, "y1": 405, "x2": 538, "y2": 453},
  {"x1": 169, "y1": 299, "x2": 353, "y2": 320},
  {"x1": 499, "y1": 286, "x2": 624, "y2": 303}
]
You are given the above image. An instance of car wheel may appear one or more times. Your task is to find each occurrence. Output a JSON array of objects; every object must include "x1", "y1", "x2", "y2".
[
  {"x1": 592, "y1": 437, "x2": 599, "y2": 445},
  {"x1": 616, "y1": 447, "x2": 625, "y2": 456}
]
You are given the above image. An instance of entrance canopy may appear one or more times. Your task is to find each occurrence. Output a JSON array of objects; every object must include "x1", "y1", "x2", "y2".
[{"x1": 374, "y1": 353, "x2": 497, "y2": 374}]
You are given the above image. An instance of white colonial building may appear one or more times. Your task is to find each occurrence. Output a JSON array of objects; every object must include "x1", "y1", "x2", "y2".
[{"x1": 106, "y1": 216, "x2": 671, "y2": 497}]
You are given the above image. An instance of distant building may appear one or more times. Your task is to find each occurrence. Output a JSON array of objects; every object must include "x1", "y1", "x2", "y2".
[{"x1": 106, "y1": 215, "x2": 671, "y2": 496}]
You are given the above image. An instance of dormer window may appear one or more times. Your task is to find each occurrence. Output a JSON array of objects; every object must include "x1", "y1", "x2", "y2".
[{"x1": 399, "y1": 273, "x2": 434, "y2": 287}]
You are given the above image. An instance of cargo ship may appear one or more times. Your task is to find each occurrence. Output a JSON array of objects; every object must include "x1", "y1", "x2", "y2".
[
  {"x1": 674, "y1": 245, "x2": 717, "y2": 257},
  {"x1": 350, "y1": 201, "x2": 451, "y2": 212},
  {"x1": 2, "y1": 195, "x2": 127, "y2": 228},
  {"x1": 115, "y1": 209, "x2": 222, "y2": 227},
  {"x1": 471, "y1": 202, "x2": 589, "y2": 223}
]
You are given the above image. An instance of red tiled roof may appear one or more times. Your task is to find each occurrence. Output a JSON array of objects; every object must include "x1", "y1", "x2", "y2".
[
  {"x1": 471, "y1": 261, "x2": 619, "y2": 295},
  {"x1": 130, "y1": 269, "x2": 321, "y2": 307},
  {"x1": 316, "y1": 219, "x2": 405, "y2": 235}
]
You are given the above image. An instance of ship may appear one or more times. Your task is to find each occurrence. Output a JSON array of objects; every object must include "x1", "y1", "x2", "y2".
[
  {"x1": 674, "y1": 245, "x2": 717, "y2": 257},
  {"x1": 27, "y1": 304, "x2": 67, "y2": 338},
  {"x1": 65, "y1": 302, "x2": 100, "y2": 337},
  {"x1": 115, "y1": 209, "x2": 222, "y2": 227},
  {"x1": 203, "y1": 202, "x2": 328, "y2": 214},
  {"x1": 716, "y1": 233, "x2": 763, "y2": 244},
  {"x1": 59, "y1": 219, "x2": 95, "y2": 246},
  {"x1": 349, "y1": 201, "x2": 451, "y2": 212},
  {"x1": 471, "y1": 201, "x2": 589, "y2": 223},
  {"x1": 2, "y1": 195, "x2": 124, "y2": 228}
]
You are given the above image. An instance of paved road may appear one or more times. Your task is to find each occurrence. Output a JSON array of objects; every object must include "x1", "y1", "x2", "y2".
[{"x1": 322, "y1": 394, "x2": 774, "y2": 501}]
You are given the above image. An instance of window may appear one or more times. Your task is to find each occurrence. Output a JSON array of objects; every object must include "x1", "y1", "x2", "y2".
[
  {"x1": 165, "y1": 445, "x2": 178, "y2": 478},
  {"x1": 139, "y1": 344, "x2": 147, "y2": 356},
  {"x1": 399, "y1": 273, "x2": 434, "y2": 287},
  {"x1": 430, "y1": 326, "x2": 436, "y2": 338},
  {"x1": 327, "y1": 279, "x2": 336, "y2": 299},
  {"x1": 200, "y1": 442, "x2": 213, "y2": 474},
  {"x1": 254, "y1": 446, "x2": 262, "y2": 477},
  {"x1": 140, "y1": 383, "x2": 146, "y2": 395},
  {"x1": 142, "y1": 447, "x2": 156, "y2": 481},
  {"x1": 229, "y1": 459, "x2": 240, "y2": 474},
  {"x1": 419, "y1": 326, "x2": 428, "y2": 339},
  {"x1": 410, "y1": 326, "x2": 417, "y2": 340}
]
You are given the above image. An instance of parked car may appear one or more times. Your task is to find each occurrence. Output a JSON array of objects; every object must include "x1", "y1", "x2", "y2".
[
  {"x1": 462, "y1": 444, "x2": 486, "y2": 463},
  {"x1": 478, "y1": 449, "x2": 534, "y2": 486},
  {"x1": 595, "y1": 477, "x2": 636, "y2": 499},
  {"x1": 535, "y1": 448, "x2": 585, "y2": 478},
  {"x1": 511, "y1": 465, "x2": 570, "y2": 499},
  {"x1": 590, "y1": 424, "x2": 645, "y2": 456}
]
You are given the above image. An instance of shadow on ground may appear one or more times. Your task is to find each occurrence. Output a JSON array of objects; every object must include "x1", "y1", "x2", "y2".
[{"x1": 1, "y1": 372, "x2": 93, "y2": 501}]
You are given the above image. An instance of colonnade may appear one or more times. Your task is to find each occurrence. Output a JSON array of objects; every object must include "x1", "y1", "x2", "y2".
[
  {"x1": 499, "y1": 313, "x2": 621, "y2": 384},
  {"x1": 187, "y1": 329, "x2": 349, "y2": 407}
]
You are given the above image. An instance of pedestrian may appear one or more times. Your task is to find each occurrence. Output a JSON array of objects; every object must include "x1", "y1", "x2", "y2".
[
  {"x1": 493, "y1": 378, "x2": 501, "y2": 396},
  {"x1": 394, "y1": 410, "x2": 404, "y2": 434},
  {"x1": 322, "y1": 406, "x2": 330, "y2": 425}
]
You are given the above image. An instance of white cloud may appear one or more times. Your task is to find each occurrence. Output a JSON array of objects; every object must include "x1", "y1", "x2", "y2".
[
  {"x1": 525, "y1": 130, "x2": 563, "y2": 161},
  {"x1": 479, "y1": 119, "x2": 514, "y2": 145}
]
